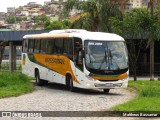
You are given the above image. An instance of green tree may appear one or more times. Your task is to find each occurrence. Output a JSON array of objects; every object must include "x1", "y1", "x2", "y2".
[
  {"x1": 147, "y1": 8, "x2": 160, "y2": 80},
  {"x1": 51, "y1": 21, "x2": 63, "y2": 29},
  {"x1": 62, "y1": 0, "x2": 122, "y2": 32},
  {"x1": 5, "y1": 16, "x2": 16, "y2": 24},
  {"x1": 32, "y1": 14, "x2": 50, "y2": 29},
  {"x1": 32, "y1": 14, "x2": 49, "y2": 24},
  {"x1": 110, "y1": 8, "x2": 160, "y2": 80},
  {"x1": 37, "y1": 14, "x2": 49, "y2": 23},
  {"x1": 44, "y1": 20, "x2": 64, "y2": 30},
  {"x1": 44, "y1": 19, "x2": 72, "y2": 30},
  {"x1": 62, "y1": 19, "x2": 72, "y2": 29},
  {"x1": 44, "y1": 20, "x2": 51, "y2": 29},
  {"x1": 124, "y1": 8, "x2": 149, "y2": 81},
  {"x1": 16, "y1": 16, "x2": 27, "y2": 22}
]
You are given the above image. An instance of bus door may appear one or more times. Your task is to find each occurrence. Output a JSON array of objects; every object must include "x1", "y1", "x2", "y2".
[{"x1": 74, "y1": 38, "x2": 83, "y2": 72}]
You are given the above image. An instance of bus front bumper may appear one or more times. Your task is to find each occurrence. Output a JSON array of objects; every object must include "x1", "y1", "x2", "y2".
[{"x1": 83, "y1": 78, "x2": 128, "y2": 89}]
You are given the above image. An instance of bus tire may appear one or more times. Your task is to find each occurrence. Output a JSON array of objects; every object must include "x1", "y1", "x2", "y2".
[
  {"x1": 66, "y1": 75, "x2": 75, "y2": 92},
  {"x1": 35, "y1": 70, "x2": 45, "y2": 86},
  {"x1": 43, "y1": 80, "x2": 48, "y2": 86},
  {"x1": 103, "y1": 89, "x2": 110, "y2": 93}
]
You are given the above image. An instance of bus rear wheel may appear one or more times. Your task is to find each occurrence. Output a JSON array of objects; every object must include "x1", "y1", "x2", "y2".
[
  {"x1": 103, "y1": 89, "x2": 110, "y2": 93},
  {"x1": 66, "y1": 75, "x2": 75, "y2": 92},
  {"x1": 35, "y1": 70, "x2": 48, "y2": 86}
]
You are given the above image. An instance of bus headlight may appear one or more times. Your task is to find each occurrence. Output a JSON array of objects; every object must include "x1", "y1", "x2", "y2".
[
  {"x1": 85, "y1": 75, "x2": 96, "y2": 81},
  {"x1": 122, "y1": 76, "x2": 128, "y2": 81}
]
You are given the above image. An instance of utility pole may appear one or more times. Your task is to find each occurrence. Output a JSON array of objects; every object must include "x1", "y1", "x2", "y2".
[{"x1": 149, "y1": 0, "x2": 154, "y2": 80}]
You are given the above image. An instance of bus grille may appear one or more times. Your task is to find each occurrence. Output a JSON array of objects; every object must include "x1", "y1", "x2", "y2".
[{"x1": 98, "y1": 80, "x2": 119, "y2": 82}]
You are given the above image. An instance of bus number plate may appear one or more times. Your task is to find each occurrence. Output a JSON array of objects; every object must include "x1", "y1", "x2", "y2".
[{"x1": 105, "y1": 83, "x2": 113, "y2": 87}]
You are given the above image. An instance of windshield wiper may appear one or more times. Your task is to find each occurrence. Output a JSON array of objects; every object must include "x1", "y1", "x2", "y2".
[
  {"x1": 99, "y1": 48, "x2": 108, "y2": 70},
  {"x1": 99, "y1": 48, "x2": 121, "y2": 70},
  {"x1": 105, "y1": 47, "x2": 110, "y2": 70},
  {"x1": 109, "y1": 50, "x2": 112, "y2": 65},
  {"x1": 89, "y1": 54, "x2": 92, "y2": 63},
  {"x1": 109, "y1": 51, "x2": 120, "y2": 70}
]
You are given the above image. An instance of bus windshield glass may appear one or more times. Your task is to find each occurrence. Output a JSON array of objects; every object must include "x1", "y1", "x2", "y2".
[{"x1": 85, "y1": 40, "x2": 128, "y2": 70}]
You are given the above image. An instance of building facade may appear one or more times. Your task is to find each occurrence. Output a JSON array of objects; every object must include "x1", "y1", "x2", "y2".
[
  {"x1": 7, "y1": 7, "x2": 16, "y2": 16},
  {"x1": 0, "y1": 12, "x2": 6, "y2": 20}
]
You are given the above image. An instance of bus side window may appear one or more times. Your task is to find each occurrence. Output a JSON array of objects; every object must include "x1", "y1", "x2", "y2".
[
  {"x1": 47, "y1": 39, "x2": 55, "y2": 54},
  {"x1": 55, "y1": 38, "x2": 63, "y2": 54},
  {"x1": 63, "y1": 38, "x2": 73, "y2": 60},
  {"x1": 63, "y1": 38, "x2": 67, "y2": 55},
  {"x1": 34, "y1": 39, "x2": 40, "y2": 53},
  {"x1": 40, "y1": 39, "x2": 47, "y2": 53},
  {"x1": 28, "y1": 39, "x2": 34, "y2": 53}
]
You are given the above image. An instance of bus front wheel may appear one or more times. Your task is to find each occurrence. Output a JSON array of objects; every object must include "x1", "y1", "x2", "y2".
[
  {"x1": 103, "y1": 89, "x2": 110, "y2": 93},
  {"x1": 66, "y1": 75, "x2": 75, "y2": 92}
]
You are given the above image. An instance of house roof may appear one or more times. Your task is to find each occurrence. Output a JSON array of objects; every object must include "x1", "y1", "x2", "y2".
[{"x1": 0, "y1": 30, "x2": 50, "y2": 42}]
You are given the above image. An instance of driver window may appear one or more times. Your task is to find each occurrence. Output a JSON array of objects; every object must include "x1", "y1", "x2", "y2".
[{"x1": 74, "y1": 37, "x2": 83, "y2": 71}]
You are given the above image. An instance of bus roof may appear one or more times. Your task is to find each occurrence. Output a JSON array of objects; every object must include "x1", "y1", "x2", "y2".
[{"x1": 23, "y1": 29, "x2": 124, "y2": 41}]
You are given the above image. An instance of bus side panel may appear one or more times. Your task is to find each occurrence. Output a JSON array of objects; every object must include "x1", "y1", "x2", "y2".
[
  {"x1": 22, "y1": 53, "x2": 82, "y2": 86},
  {"x1": 22, "y1": 53, "x2": 47, "y2": 80},
  {"x1": 33, "y1": 54, "x2": 74, "y2": 85},
  {"x1": 22, "y1": 53, "x2": 35, "y2": 77},
  {"x1": 73, "y1": 67, "x2": 87, "y2": 88}
]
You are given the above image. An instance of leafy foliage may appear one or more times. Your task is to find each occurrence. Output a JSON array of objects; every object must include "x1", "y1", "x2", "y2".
[
  {"x1": 110, "y1": 8, "x2": 160, "y2": 80},
  {"x1": 62, "y1": 0, "x2": 122, "y2": 32},
  {"x1": 110, "y1": 7, "x2": 160, "y2": 44},
  {"x1": 5, "y1": 16, "x2": 16, "y2": 24},
  {"x1": 16, "y1": 16, "x2": 27, "y2": 22},
  {"x1": 44, "y1": 20, "x2": 72, "y2": 30},
  {"x1": 32, "y1": 14, "x2": 50, "y2": 23}
]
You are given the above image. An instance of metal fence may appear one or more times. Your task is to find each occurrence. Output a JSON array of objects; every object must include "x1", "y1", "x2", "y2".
[
  {"x1": 129, "y1": 62, "x2": 160, "y2": 76},
  {"x1": 0, "y1": 61, "x2": 21, "y2": 72}
]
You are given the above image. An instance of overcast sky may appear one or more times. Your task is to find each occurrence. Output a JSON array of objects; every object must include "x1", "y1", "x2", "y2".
[{"x1": 0, "y1": 0, "x2": 46, "y2": 12}]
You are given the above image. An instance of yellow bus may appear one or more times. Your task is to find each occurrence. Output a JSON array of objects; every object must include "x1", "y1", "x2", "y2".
[{"x1": 22, "y1": 29, "x2": 129, "y2": 93}]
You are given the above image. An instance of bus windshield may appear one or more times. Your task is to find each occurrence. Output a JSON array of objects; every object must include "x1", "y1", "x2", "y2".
[{"x1": 85, "y1": 40, "x2": 128, "y2": 71}]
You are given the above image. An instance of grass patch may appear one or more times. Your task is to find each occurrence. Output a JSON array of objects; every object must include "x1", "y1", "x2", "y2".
[
  {"x1": 0, "y1": 72, "x2": 34, "y2": 98},
  {"x1": 113, "y1": 80, "x2": 160, "y2": 111}
]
